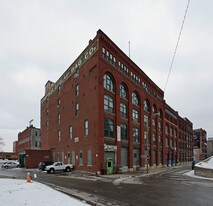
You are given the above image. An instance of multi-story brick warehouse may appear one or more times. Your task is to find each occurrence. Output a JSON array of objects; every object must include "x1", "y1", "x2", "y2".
[{"x1": 41, "y1": 30, "x2": 193, "y2": 173}]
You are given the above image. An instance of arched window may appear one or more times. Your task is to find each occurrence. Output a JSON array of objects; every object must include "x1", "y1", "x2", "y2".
[
  {"x1": 144, "y1": 99, "x2": 150, "y2": 112},
  {"x1": 84, "y1": 120, "x2": 88, "y2": 136},
  {"x1": 103, "y1": 73, "x2": 114, "y2": 92},
  {"x1": 104, "y1": 118, "x2": 114, "y2": 138},
  {"x1": 132, "y1": 92, "x2": 139, "y2": 106},
  {"x1": 120, "y1": 83, "x2": 127, "y2": 99}
]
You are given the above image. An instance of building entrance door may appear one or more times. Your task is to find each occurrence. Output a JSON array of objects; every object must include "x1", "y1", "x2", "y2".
[{"x1": 106, "y1": 158, "x2": 113, "y2": 174}]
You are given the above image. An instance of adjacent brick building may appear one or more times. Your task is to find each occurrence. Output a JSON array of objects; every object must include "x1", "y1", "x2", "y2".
[
  {"x1": 165, "y1": 104, "x2": 193, "y2": 166},
  {"x1": 17, "y1": 125, "x2": 41, "y2": 154},
  {"x1": 17, "y1": 125, "x2": 41, "y2": 167},
  {"x1": 41, "y1": 30, "x2": 193, "y2": 173},
  {"x1": 13, "y1": 141, "x2": 18, "y2": 155},
  {"x1": 193, "y1": 128, "x2": 207, "y2": 160}
]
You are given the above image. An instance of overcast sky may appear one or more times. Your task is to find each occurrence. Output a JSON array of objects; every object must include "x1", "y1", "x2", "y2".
[{"x1": 0, "y1": 0, "x2": 212, "y2": 152}]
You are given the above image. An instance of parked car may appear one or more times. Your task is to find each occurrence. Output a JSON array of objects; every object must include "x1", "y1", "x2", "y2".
[
  {"x1": 192, "y1": 160, "x2": 200, "y2": 170},
  {"x1": 45, "y1": 162, "x2": 74, "y2": 174},
  {"x1": 1, "y1": 162, "x2": 8, "y2": 168},
  {"x1": 2, "y1": 161, "x2": 20, "y2": 169},
  {"x1": 38, "y1": 161, "x2": 54, "y2": 171}
]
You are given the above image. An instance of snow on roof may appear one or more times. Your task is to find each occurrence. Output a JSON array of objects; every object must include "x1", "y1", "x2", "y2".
[{"x1": 196, "y1": 156, "x2": 213, "y2": 169}]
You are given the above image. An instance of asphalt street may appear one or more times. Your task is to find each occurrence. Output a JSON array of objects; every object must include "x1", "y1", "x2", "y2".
[{"x1": 0, "y1": 165, "x2": 213, "y2": 206}]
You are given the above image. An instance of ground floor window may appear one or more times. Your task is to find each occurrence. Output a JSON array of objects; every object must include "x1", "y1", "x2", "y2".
[
  {"x1": 121, "y1": 147, "x2": 128, "y2": 166},
  {"x1": 133, "y1": 149, "x2": 140, "y2": 166},
  {"x1": 87, "y1": 150, "x2": 92, "y2": 166},
  {"x1": 79, "y1": 151, "x2": 83, "y2": 165},
  {"x1": 72, "y1": 151, "x2": 75, "y2": 165}
]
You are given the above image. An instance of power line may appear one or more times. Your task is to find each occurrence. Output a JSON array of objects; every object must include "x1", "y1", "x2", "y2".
[{"x1": 164, "y1": 0, "x2": 191, "y2": 93}]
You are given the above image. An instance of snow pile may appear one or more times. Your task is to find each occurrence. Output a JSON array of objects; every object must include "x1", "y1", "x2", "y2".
[
  {"x1": 184, "y1": 170, "x2": 213, "y2": 180},
  {"x1": 196, "y1": 156, "x2": 213, "y2": 169},
  {"x1": 0, "y1": 178, "x2": 90, "y2": 206},
  {"x1": 112, "y1": 175, "x2": 144, "y2": 185}
]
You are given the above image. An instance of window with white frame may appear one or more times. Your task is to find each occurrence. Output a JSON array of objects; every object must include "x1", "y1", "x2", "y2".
[
  {"x1": 133, "y1": 128, "x2": 139, "y2": 142},
  {"x1": 158, "y1": 122, "x2": 162, "y2": 131},
  {"x1": 132, "y1": 109, "x2": 139, "y2": 123},
  {"x1": 144, "y1": 100, "x2": 150, "y2": 112},
  {"x1": 69, "y1": 126, "x2": 72, "y2": 140},
  {"x1": 75, "y1": 84, "x2": 79, "y2": 96},
  {"x1": 103, "y1": 74, "x2": 114, "y2": 92},
  {"x1": 75, "y1": 102, "x2": 79, "y2": 116},
  {"x1": 152, "y1": 118, "x2": 156, "y2": 128},
  {"x1": 144, "y1": 115, "x2": 149, "y2": 127},
  {"x1": 120, "y1": 84, "x2": 127, "y2": 99},
  {"x1": 132, "y1": 92, "x2": 139, "y2": 106},
  {"x1": 84, "y1": 119, "x2": 88, "y2": 136}
]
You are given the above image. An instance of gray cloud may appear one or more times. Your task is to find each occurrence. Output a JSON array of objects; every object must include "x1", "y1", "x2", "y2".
[{"x1": 0, "y1": 0, "x2": 212, "y2": 151}]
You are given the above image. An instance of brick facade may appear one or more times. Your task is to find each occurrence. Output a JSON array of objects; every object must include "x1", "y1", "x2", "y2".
[
  {"x1": 193, "y1": 128, "x2": 207, "y2": 160},
  {"x1": 13, "y1": 141, "x2": 18, "y2": 155},
  {"x1": 24, "y1": 149, "x2": 51, "y2": 169},
  {"x1": 17, "y1": 125, "x2": 41, "y2": 154},
  {"x1": 41, "y1": 30, "x2": 193, "y2": 173}
]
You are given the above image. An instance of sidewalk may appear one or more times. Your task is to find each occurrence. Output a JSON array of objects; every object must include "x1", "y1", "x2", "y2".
[{"x1": 99, "y1": 163, "x2": 191, "y2": 180}]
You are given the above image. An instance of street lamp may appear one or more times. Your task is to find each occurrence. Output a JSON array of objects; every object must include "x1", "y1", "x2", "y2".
[{"x1": 146, "y1": 112, "x2": 159, "y2": 174}]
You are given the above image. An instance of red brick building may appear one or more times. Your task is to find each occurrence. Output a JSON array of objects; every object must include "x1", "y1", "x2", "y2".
[
  {"x1": 41, "y1": 30, "x2": 193, "y2": 173},
  {"x1": 17, "y1": 125, "x2": 41, "y2": 154},
  {"x1": 193, "y1": 128, "x2": 207, "y2": 160},
  {"x1": 13, "y1": 141, "x2": 18, "y2": 155},
  {"x1": 0, "y1": 152, "x2": 18, "y2": 160},
  {"x1": 165, "y1": 104, "x2": 193, "y2": 166},
  {"x1": 17, "y1": 125, "x2": 41, "y2": 167}
]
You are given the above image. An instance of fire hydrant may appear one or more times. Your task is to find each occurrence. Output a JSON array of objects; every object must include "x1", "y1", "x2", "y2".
[{"x1": 27, "y1": 172, "x2": 31, "y2": 183}]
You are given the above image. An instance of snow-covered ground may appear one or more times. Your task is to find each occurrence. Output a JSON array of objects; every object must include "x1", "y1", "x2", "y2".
[
  {"x1": 184, "y1": 156, "x2": 213, "y2": 180},
  {"x1": 0, "y1": 178, "x2": 90, "y2": 206},
  {"x1": 195, "y1": 156, "x2": 213, "y2": 169}
]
